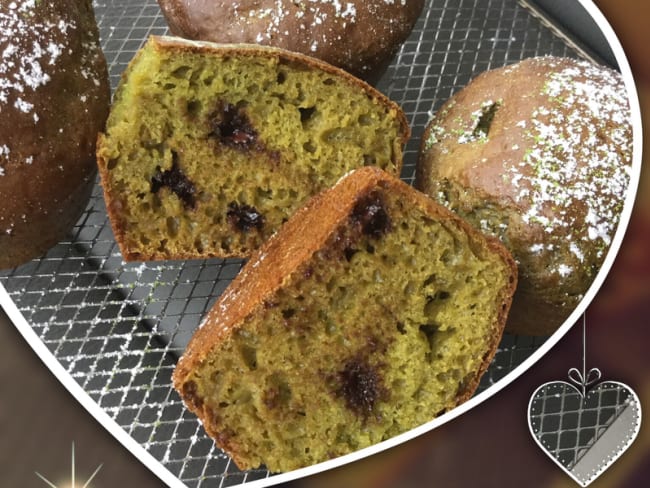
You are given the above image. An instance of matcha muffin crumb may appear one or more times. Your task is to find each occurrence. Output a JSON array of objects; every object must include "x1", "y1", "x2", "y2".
[
  {"x1": 173, "y1": 167, "x2": 517, "y2": 472},
  {"x1": 97, "y1": 36, "x2": 408, "y2": 261}
]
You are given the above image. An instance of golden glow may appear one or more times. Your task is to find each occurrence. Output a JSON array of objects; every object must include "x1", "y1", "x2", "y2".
[{"x1": 35, "y1": 443, "x2": 102, "y2": 488}]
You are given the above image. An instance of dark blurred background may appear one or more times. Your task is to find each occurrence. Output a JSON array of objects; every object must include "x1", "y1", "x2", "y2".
[{"x1": 1, "y1": 0, "x2": 648, "y2": 486}]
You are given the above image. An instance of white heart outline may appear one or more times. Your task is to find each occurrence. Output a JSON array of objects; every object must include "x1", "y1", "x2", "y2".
[
  {"x1": 527, "y1": 380, "x2": 642, "y2": 487},
  {"x1": 0, "y1": 0, "x2": 644, "y2": 486}
]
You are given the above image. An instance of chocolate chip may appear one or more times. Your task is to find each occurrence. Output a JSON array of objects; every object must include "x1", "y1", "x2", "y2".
[
  {"x1": 351, "y1": 193, "x2": 391, "y2": 239},
  {"x1": 150, "y1": 152, "x2": 197, "y2": 209},
  {"x1": 338, "y1": 358, "x2": 383, "y2": 417},
  {"x1": 281, "y1": 308, "x2": 296, "y2": 320},
  {"x1": 227, "y1": 202, "x2": 265, "y2": 232},
  {"x1": 208, "y1": 101, "x2": 258, "y2": 150},
  {"x1": 344, "y1": 247, "x2": 358, "y2": 261},
  {"x1": 181, "y1": 380, "x2": 203, "y2": 410}
]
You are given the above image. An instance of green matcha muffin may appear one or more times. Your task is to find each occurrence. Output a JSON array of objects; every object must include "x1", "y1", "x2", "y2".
[
  {"x1": 173, "y1": 167, "x2": 517, "y2": 472},
  {"x1": 97, "y1": 36, "x2": 409, "y2": 260},
  {"x1": 416, "y1": 56, "x2": 632, "y2": 335}
]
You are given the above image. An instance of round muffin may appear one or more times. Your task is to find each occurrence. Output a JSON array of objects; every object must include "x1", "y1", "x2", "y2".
[
  {"x1": 0, "y1": 0, "x2": 110, "y2": 269},
  {"x1": 156, "y1": 0, "x2": 425, "y2": 82},
  {"x1": 416, "y1": 56, "x2": 633, "y2": 336}
]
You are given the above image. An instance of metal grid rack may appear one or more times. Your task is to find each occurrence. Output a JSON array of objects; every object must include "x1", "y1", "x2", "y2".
[
  {"x1": 0, "y1": 0, "x2": 591, "y2": 486},
  {"x1": 529, "y1": 383, "x2": 636, "y2": 471}
]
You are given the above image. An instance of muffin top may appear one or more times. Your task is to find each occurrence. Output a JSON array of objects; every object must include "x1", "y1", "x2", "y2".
[
  {"x1": 417, "y1": 56, "x2": 632, "y2": 333},
  {"x1": 157, "y1": 0, "x2": 425, "y2": 80}
]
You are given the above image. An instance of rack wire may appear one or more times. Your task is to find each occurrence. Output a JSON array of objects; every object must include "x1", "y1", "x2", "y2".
[{"x1": 1, "y1": 0, "x2": 590, "y2": 486}]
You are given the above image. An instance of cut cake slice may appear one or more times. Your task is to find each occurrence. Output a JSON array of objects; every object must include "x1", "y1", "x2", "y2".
[
  {"x1": 97, "y1": 35, "x2": 409, "y2": 260},
  {"x1": 173, "y1": 167, "x2": 517, "y2": 472}
]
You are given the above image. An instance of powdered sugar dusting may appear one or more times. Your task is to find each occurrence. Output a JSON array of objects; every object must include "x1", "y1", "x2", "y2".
[
  {"x1": 236, "y1": 0, "x2": 359, "y2": 44},
  {"x1": 0, "y1": 1, "x2": 106, "y2": 182},
  {"x1": 0, "y1": 144, "x2": 9, "y2": 177},
  {"x1": 216, "y1": 0, "x2": 416, "y2": 77},
  {"x1": 512, "y1": 58, "x2": 632, "y2": 264},
  {"x1": 424, "y1": 57, "x2": 632, "y2": 284},
  {"x1": 0, "y1": 1, "x2": 76, "y2": 111}
]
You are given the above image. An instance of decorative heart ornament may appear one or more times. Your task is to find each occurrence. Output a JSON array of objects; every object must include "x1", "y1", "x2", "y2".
[{"x1": 528, "y1": 372, "x2": 641, "y2": 486}]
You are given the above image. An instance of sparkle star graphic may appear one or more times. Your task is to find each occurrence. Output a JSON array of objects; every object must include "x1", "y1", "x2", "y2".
[{"x1": 35, "y1": 443, "x2": 103, "y2": 488}]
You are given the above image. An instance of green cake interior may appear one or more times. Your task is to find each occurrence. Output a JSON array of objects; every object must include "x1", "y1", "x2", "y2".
[
  {"x1": 183, "y1": 187, "x2": 512, "y2": 472},
  {"x1": 99, "y1": 38, "x2": 404, "y2": 259}
]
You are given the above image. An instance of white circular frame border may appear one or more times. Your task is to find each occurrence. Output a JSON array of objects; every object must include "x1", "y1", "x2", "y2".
[{"x1": 0, "y1": 1, "x2": 643, "y2": 487}]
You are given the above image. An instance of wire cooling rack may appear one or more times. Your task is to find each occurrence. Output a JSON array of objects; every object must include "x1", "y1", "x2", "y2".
[{"x1": 0, "y1": 0, "x2": 595, "y2": 486}]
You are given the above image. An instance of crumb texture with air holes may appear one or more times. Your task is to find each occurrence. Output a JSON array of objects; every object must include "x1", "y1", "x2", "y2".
[
  {"x1": 173, "y1": 167, "x2": 516, "y2": 472},
  {"x1": 97, "y1": 36, "x2": 408, "y2": 261}
]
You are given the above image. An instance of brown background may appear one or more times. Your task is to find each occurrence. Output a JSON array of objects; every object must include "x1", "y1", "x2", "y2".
[{"x1": 1, "y1": 0, "x2": 648, "y2": 486}]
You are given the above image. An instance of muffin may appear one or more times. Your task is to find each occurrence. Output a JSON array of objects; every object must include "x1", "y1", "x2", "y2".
[
  {"x1": 0, "y1": 0, "x2": 110, "y2": 269},
  {"x1": 97, "y1": 36, "x2": 409, "y2": 261},
  {"x1": 416, "y1": 56, "x2": 632, "y2": 335},
  {"x1": 173, "y1": 167, "x2": 517, "y2": 472},
  {"x1": 156, "y1": 0, "x2": 425, "y2": 82}
]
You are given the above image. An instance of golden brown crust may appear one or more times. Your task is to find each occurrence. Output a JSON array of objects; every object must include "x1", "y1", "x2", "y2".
[
  {"x1": 0, "y1": 0, "x2": 110, "y2": 269},
  {"x1": 417, "y1": 56, "x2": 632, "y2": 335},
  {"x1": 156, "y1": 0, "x2": 425, "y2": 82},
  {"x1": 96, "y1": 132, "x2": 132, "y2": 260},
  {"x1": 173, "y1": 167, "x2": 516, "y2": 414}
]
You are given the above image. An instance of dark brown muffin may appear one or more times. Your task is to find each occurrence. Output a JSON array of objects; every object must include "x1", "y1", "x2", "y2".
[
  {"x1": 416, "y1": 56, "x2": 633, "y2": 336},
  {"x1": 0, "y1": 0, "x2": 110, "y2": 269},
  {"x1": 156, "y1": 0, "x2": 425, "y2": 82}
]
